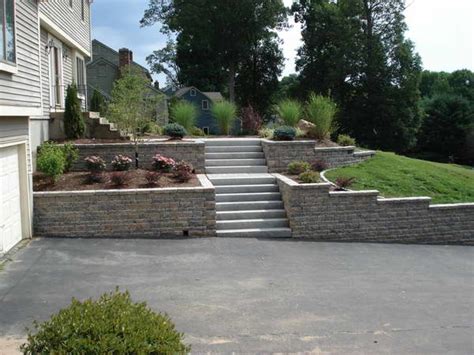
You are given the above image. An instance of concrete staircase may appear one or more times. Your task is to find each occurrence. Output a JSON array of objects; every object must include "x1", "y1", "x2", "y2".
[
  {"x1": 84, "y1": 112, "x2": 124, "y2": 140},
  {"x1": 205, "y1": 139, "x2": 292, "y2": 238}
]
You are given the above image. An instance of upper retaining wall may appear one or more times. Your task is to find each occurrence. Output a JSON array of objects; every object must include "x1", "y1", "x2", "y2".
[
  {"x1": 276, "y1": 174, "x2": 474, "y2": 245},
  {"x1": 261, "y1": 139, "x2": 375, "y2": 172},
  {"x1": 68, "y1": 140, "x2": 205, "y2": 173},
  {"x1": 33, "y1": 175, "x2": 216, "y2": 239}
]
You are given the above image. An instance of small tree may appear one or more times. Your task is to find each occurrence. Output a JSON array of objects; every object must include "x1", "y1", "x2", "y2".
[
  {"x1": 90, "y1": 89, "x2": 107, "y2": 116},
  {"x1": 107, "y1": 66, "x2": 163, "y2": 168},
  {"x1": 64, "y1": 84, "x2": 85, "y2": 139},
  {"x1": 212, "y1": 100, "x2": 237, "y2": 135}
]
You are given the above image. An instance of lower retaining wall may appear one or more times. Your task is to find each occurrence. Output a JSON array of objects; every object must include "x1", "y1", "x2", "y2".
[
  {"x1": 68, "y1": 140, "x2": 205, "y2": 173},
  {"x1": 262, "y1": 139, "x2": 375, "y2": 172},
  {"x1": 33, "y1": 175, "x2": 216, "y2": 238},
  {"x1": 276, "y1": 174, "x2": 474, "y2": 245}
]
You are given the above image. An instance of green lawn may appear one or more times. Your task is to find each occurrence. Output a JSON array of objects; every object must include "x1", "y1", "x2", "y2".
[{"x1": 325, "y1": 152, "x2": 474, "y2": 204}]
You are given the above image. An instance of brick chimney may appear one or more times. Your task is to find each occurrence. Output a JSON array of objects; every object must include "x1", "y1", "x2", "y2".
[{"x1": 118, "y1": 48, "x2": 133, "y2": 69}]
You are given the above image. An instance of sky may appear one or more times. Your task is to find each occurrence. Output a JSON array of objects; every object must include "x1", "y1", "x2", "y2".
[{"x1": 92, "y1": 0, "x2": 474, "y2": 85}]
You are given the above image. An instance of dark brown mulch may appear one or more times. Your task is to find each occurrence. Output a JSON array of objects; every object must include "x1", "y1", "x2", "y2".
[{"x1": 33, "y1": 169, "x2": 200, "y2": 192}]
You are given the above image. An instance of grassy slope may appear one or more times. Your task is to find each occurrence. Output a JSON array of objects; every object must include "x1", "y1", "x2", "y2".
[{"x1": 325, "y1": 152, "x2": 474, "y2": 204}]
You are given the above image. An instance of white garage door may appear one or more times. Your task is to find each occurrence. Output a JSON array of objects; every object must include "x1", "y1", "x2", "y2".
[{"x1": 0, "y1": 145, "x2": 23, "y2": 254}]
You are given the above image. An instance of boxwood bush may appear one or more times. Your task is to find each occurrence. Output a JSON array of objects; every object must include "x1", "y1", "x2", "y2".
[
  {"x1": 37, "y1": 143, "x2": 66, "y2": 183},
  {"x1": 21, "y1": 289, "x2": 189, "y2": 354},
  {"x1": 164, "y1": 123, "x2": 187, "y2": 139},
  {"x1": 287, "y1": 160, "x2": 311, "y2": 175},
  {"x1": 299, "y1": 171, "x2": 320, "y2": 183},
  {"x1": 273, "y1": 126, "x2": 296, "y2": 141}
]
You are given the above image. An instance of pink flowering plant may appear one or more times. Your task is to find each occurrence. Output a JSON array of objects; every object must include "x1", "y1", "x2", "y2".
[
  {"x1": 152, "y1": 154, "x2": 176, "y2": 172},
  {"x1": 172, "y1": 161, "x2": 193, "y2": 182},
  {"x1": 84, "y1": 155, "x2": 106, "y2": 172},
  {"x1": 111, "y1": 155, "x2": 133, "y2": 171}
]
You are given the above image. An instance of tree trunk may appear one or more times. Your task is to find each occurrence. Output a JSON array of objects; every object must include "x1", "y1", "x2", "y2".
[{"x1": 228, "y1": 62, "x2": 236, "y2": 103}]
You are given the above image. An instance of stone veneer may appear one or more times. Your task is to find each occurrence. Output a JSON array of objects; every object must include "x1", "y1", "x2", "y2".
[
  {"x1": 261, "y1": 139, "x2": 375, "y2": 172},
  {"x1": 33, "y1": 175, "x2": 216, "y2": 238},
  {"x1": 275, "y1": 174, "x2": 474, "y2": 244},
  {"x1": 67, "y1": 139, "x2": 205, "y2": 173}
]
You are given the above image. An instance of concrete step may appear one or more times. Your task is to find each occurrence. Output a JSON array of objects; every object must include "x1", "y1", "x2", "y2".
[
  {"x1": 205, "y1": 139, "x2": 261, "y2": 147},
  {"x1": 206, "y1": 146, "x2": 262, "y2": 153},
  {"x1": 206, "y1": 159, "x2": 266, "y2": 167},
  {"x1": 216, "y1": 192, "x2": 282, "y2": 203},
  {"x1": 216, "y1": 200, "x2": 284, "y2": 211},
  {"x1": 217, "y1": 209, "x2": 287, "y2": 220},
  {"x1": 206, "y1": 152, "x2": 265, "y2": 159},
  {"x1": 215, "y1": 184, "x2": 279, "y2": 194},
  {"x1": 208, "y1": 175, "x2": 276, "y2": 186},
  {"x1": 217, "y1": 218, "x2": 288, "y2": 230},
  {"x1": 206, "y1": 166, "x2": 268, "y2": 174},
  {"x1": 216, "y1": 228, "x2": 292, "y2": 238}
]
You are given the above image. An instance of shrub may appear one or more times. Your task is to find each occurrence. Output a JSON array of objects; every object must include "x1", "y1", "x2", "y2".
[
  {"x1": 111, "y1": 155, "x2": 133, "y2": 171},
  {"x1": 212, "y1": 100, "x2": 237, "y2": 135},
  {"x1": 305, "y1": 93, "x2": 338, "y2": 140},
  {"x1": 86, "y1": 172, "x2": 105, "y2": 184},
  {"x1": 337, "y1": 134, "x2": 356, "y2": 147},
  {"x1": 90, "y1": 89, "x2": 107, "y2": 116},
  {"x1": 241, "y1": 105, "x2": 263, "y2": 134},
  {"x1": 110, "y1": 171, "x2": 130, "y2": 187},
  {"x1": 310, "y1": 159, "x2": 328, "y2": 172},
  {"x1": 163, "y1": 123, "x2": 187, "y2": 139},
  {"x1": 190, "y1": 127, "x2": 206, "y2": 136},
  {"x1": 37, "y1": 143, "x2": 66, "y2": 183},
  {"x1": 145, "y1": 171, "x2": 162, "y2": 186},
  {"x1": 152, "y1": 154, "x2": 176, "y2": 172},
  {"x1": 258, "y1": 127, "x2": 274, "y2": 139},
  {"x1": 273, "y1": 126, "x2": 297, "y2": 141},
  {"x1": 64, "y1": 84, "x2": 85, "y2": 139},
  {"x1": 170, "y1": 101, "x2": 198, "y2": 131},
  {"x1": 299, "y1": 171, "x2": 320, "y2": 183},
  {"x1": 288, "y1": 161, "x2": 311, "y2": 175},
  {"x1": 61, "y1": 143, "x2": 79, "y2": 173},
  {"x1": 84, "y1": 155, "x2": 106, "y2": 172},
  {"x1": 277, "y1": 99, "x2": 302, "y2": 127},
  {"x1": 142, "y1": 121, "x2": 163, "y2": 135},
  {"x1": 173, "y1": 161, "x2": 193, "y2": 182},
  {"x1": 20, "y1": 289, "x2": 189, "y2": 354},
  {"x1": 335, "y1": 176, "x2": 356, "y2": 190}
]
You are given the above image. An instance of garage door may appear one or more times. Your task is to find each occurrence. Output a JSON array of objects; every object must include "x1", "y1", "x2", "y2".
[{"x1": 0, "y1": 145, "x2": 23, "y2": 253}]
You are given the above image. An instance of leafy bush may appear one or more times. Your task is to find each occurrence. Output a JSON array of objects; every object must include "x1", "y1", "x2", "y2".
[
  {"x1": 170, "y1": 101, "x2": 198, "y2": 131},
  {"x1": 111, "y1": 155, "x2": 133, "y2": 171},
  {"x1": 61, "y1": 143, "x2": 79, "y2": 173},
  {"x1": 241, "y1": 105, "x2": 263, "y2": 134},
  {"x1": 110, "y1": 171, "x2": 130, "y2": 187},
  {"x1": 145, "y1": 171, "x2": 162, "y2": 186},
  {"x1": 64, "y1": 84, "x2": 85, "y2": 139},
  {"x1": 37, "y1": 143, "x2": 66, "y2": 183},
  {"x1": 190, "y1": 127, "x2": 206, "y2": 136},
  {"x1": 173, "y1": 161, "x2": 193, "y2": 182},
  {"x1": 305, "y1": 93, "x2": 338, "y2": 140},
  {"x1": 288, "y1": 161, "x2": 311, "y2": 175},
  {"x1": 299, "y1": 171, "x2": 320, "y2": 183},
  {"x1": 335, "y1": 176, "x2": 356, "y2": 190},
  {"x1": 212, "y1": 100, "x2": 237, "y2": 135},
  {"x1": 21, "y1": 289, "x2": 189, "y2": 354},
  {"x1": 152, "y1": 154, "x2": 176, "y2": 172},
  {"x1": 84, "y1": 155, "x2": 106, "y2": 172},
  {"x1": 143, "y1": 121, "x2": 163, "y2": 135},
  {"x1": 337, "y1": 134, "x2": 356, "y2": 146},
  {"x1": 277, "y1": 99, "x2": 302, "y2": 127},
  {"x1": 273, "y1": 126, "x2": 297, "y2": 141},
  {"x1": 310, "y1": 159, "x2": 328, "y2": 172},
  {"x1": 258, "y1": 127, "x2": 274, "y2": 139},
  {"x1": 163, "y1": 123, "x2": 187, "y2": 139}
]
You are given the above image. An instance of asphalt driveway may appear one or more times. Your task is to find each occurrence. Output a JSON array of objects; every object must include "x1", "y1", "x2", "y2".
[{"x1": 0, "y1": 238, "x2": 473, "y2": 354}]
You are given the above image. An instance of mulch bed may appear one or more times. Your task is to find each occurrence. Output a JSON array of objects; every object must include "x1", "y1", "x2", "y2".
[{"x1": 33, "y1": 169, "x2": 200, "y2": 192}]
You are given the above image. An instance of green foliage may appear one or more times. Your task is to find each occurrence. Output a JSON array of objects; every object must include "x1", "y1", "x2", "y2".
[
  {"x1": 163, "y1": 123, "x2": 187, "y2": 139},
  {"x1": 273, "y1": 74, "x2": 301, "y2": 102},
  {"x1": 258, "y1": 127, "x2": 274, "y2": 139},
  {"x1": 337, "y1": 134, "x2": 356, "y2": 147},
  {"x1": 325, "y1": 152, "x2": 474, "y2": 204},
  {"x1": 37, "y1": 143, "x2": 66, "y2": 183},
  {"x1": 61, "y1": 143, "x2": 79, "y2": 173},
  {"x1": 298, "y1": 170, "x2": 320, "y2": 183},
  {"x1": 90, "y1": 89, "x2": 107, "y2": 116},
  {"x1": 305, "y1": 93, "x2": 337, "y2": 140},
  {"x1": 21, "y1": 289, "x2": 189, "y2": 354},
  {"x1": 143, "y1": 121, "x2": 163, "y2": 135},
  {"x1": 288, "y1": 161, "x2": 311, "y2": 175},
  {"x1": 170, "y1": 101, "x2": 198, "y2": 131},
  {"x1": 277, "y1": 99, "x2": 302, "y2": 127},
  {"x1": 273, "y1": 126, "x2": 296, "y2": 141},
  {"x1": 64, "y1": 84, "x2": 85, "y2": 139},
  {"x1": 190, "y1": 127, "x2": 206, "y2": 136},
  {"x1": 211, "y1": 100, "x2": 237, "y2": 135}
]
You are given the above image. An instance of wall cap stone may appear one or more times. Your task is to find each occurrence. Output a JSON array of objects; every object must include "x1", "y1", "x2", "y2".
[
  {"x1": 63, "y1": 139, "x2": 204, "y2": 148},
  {"x1": 429, "y1": 203, "x2": 474, "y2": 210}
]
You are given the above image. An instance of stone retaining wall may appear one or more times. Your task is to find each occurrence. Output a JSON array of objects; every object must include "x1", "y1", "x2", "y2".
[
  {"x1": 261, "y1": 139, "x2": 375, "y2": 172},
  {"x1": 67, "y1": 140, "x2": 205, "y2": 173},
  {"x1": 275, "y1": 174, "x2": 474, "y2": 244},
  {"x1": 33, "y1": 175, "x2": 216, "y2": 239}
]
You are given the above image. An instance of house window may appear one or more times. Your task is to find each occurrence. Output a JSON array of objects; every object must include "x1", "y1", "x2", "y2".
[
  {"x1": 0, "y1": 0, "x2": 16, "y2": 64},
  {"x1": 81, "y1": 0, "x2": 85, "y2": 21},
  {"x1": 202, "y1": 100, "x2": 209, "y2": 110},
  {"x1": 75, "y1": 56, "x2": 86, "y2": 94},
  {"x1": 190, "y1": 88, "x2": 196, "y2": 96}
]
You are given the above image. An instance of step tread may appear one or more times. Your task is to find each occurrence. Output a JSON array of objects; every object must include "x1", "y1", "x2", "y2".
[
  {"x1": 217, "y1": 218, "x2": 288, "y2": 224},
  {"x1": 216, "y1": 228, "x2": 292, "y2": 238}
]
